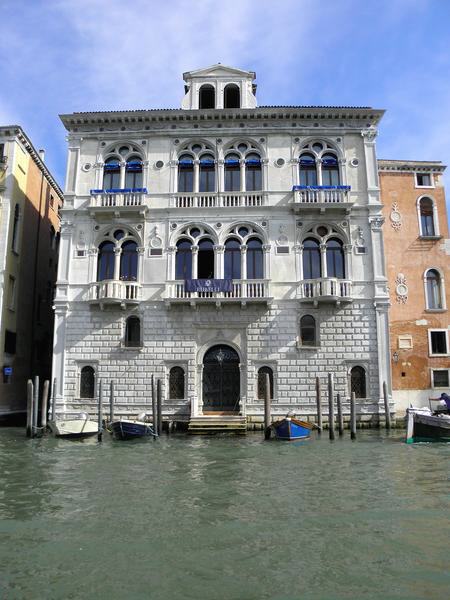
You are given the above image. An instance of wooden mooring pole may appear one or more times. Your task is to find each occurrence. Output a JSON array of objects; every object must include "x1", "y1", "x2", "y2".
[
  {"x1": 32, "y1": 375, "x2": 39, "y2": 437},
  {"x1": 51, "y1": 377, "x2": 57, "y2": 422},
  {"x1": 350, "y1": 391, "x2": 356, "y2": 440},
  {"x1": 383, "y1": 381, "x2": 391, "y2": 430},
  {"x1": 328, "y1": 373, "x2": 335, "y2": 441},
  {"x1": 26, "y1": 379, "x2": 34, "y2": 437},
  {"x1": 315, "y1": 377, "x2": 322, "y2": 434},
  {"x1": 151, "y1": 375, "x2": 158, "y2": 436},
  {"x1": 264, "y1": 372, "x2": 271, "y2": 439},
  {"x1": 41, "y1": 380, "x2": 49, "y2": 430},
  {"x1": 337, "y1": 392, "x2": 344, "y2": 436},
  {"x1": 157, "y1": 379, "x2": 163, "y2": 435},
  {"x1": 97, "y1": 381, "x2": 103, "y2": 442},
  {"x1": 109, "y1": 380, "x2": 114, "y2": 425}
]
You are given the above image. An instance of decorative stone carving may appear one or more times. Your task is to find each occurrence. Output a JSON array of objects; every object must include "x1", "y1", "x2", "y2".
[
  {"x1": 395, "y1": 273, "x2": 408, "y2": 304},
  {"x1": 149, "y1": 226, "x2": 163, "y2": 249},
  {"x1": 276, "y1": 224, "x2": 288, "y2": 246},
  {"x1": 390, "y1": 202, "x2": 402, "y2": 231},
  {"x1": 369, "y1": 217, "x2": 385, "y2": 230},
  {"x1": 361, "y1": 127, "x2": 378, "y2": 141},
  {"x1": 355, "y1": 227, "x2": 365, "y2": 247}
]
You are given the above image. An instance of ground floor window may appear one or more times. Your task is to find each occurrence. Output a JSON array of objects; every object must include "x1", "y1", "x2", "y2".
[
  {"x1": 431, "y1": 369, "x2": 449, "y2": 389},
  {"x1": 80, "y1": 366, "x2": 96, "y2": 398},
  {"x1": 350, "y1": 366, "x2": 366, "y2": 398},
  {"x1": 257, "y1": 366, "x2": 274, "y2": 400},
  {"x1": 169, "y1": 366, "x2": 185, "y2": 399}
]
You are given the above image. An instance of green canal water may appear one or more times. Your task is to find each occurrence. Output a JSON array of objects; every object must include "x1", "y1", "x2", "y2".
[{"x1": 0, "y1": 429, "x2": 449, "y2": 600}]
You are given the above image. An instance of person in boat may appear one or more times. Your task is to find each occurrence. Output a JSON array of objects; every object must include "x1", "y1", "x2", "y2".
[
  {"x1": 433, "y1": 392, "x2": 450, "y2": 414},
  {"x1": 439, "y1": 393, "x2": 450, "y2": 412}
]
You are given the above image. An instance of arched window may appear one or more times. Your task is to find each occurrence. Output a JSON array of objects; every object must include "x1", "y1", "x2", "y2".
[
  {"x1": 245, "y1": 153, "x2": 262, "y2": 191},
  {"x1": 247, "y1": 238, "x2": 263, "y2": 279},
  {"x1": 199, "y1": 154, "x2": 215, "y2": 192},
  {"x1": 169, "y1": 366, "x2": 185, "y2": 399},
  {"x1": 419, "y1": 197, "x2": 435, "y2": 237},
  {"x1": 125, "y1": 156, "x2": 143, "y2": 189},
  {"x1": 303, "y1": 239, "x2": 321, "y2": 279},
  {"x1": 299, "y1": 153, "x2": 317, "y2": 186},
  {"x1": 120, "y1": 241, "x2": 138, "y2": 281},
  {"x1": 224, "y1": 238, "x2": 241, "y2": 279},
  {"x1": 257, "y1": 366, "x2": 274, "y2": 400},
  {"x1": 225, "y1": 153, "x2": 241, "y2": 191},
  {"x1": 199, "y1": 84, "x2": 215, "y2": 109},
  {"x1": 125, "y1": 316, "x2": 141, "y2": 347},
  {"x1": 175, "y1": 239, "x2": 192, "y2": 280},
  {"x1": 197, "y1": 238, "x2": 215, "y2": 278},
  {"x1": 326, "y1": 238, "x2": 345, "y2": 278},
  {"x1": 426, "y1": 269, "x2": 443, "y2": 309},
  {"x1": 103, "y1": 157, "x2": 121, "y2": 189},
  {"x1": 350, "y1": 366, "x2": 366, "y2": 399},
  {"x1": 321, "y1": 153, "x2": 340, "y2": 186},
  {"x1": 224, "y1": 84, "x2": 240, "y2": 108},
  {"x1": 80, "y1": 366, "x2": 95, "y2": 398},
  {"x1": 11, "y1": 204, "x2": 20, "y2": 252},
  {"x1": 178, "y1": 154, "x2": 194, "y2": 193},
  {"x1": 97, "y1": 241, "x2": 115, "y2": 281},
  {"x1": 300, "y1": 315, "x2": 316, "y2": 346}
]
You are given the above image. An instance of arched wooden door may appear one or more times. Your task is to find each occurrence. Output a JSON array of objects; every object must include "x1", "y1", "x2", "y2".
[{"x1": 203, "y1": 345, "x2": 240, "y2": 412}]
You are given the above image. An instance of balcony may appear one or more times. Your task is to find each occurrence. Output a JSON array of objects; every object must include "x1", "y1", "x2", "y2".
[
  {"x1": 165, "y1": 279, "x2": 271, "y2": 307},
  {"x1": 171, "y1": 191, "x2": 266, "y2": 209},
  {"x1": 89, "y1": 280, "x2": 141, "y2": 308},
  {"x1": 291, "y1": 186, "x2": 352, "y2": 213},
  {"x1": 89, "y1": 188, "x2": 148, "y2": 216},
  {"x1": 298, "y1": 278, "x2": 352, "y2": 304}
]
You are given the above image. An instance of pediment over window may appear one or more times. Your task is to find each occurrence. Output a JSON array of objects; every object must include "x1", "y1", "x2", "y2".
[{"x1": 183, "y1": 64, "x2": 256, "y2": 80}]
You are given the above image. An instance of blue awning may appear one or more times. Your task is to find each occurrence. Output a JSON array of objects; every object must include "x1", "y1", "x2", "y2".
[
  {"x1": 245, "y1": 159, "x2": 261, "y2": 166},
  {"x1": 225, "y1": 159, "x2": 240, "y2": 166},
  {"x1": 293, "y1": 185, "x2": 350, "y2": 191},
  {"x1": 104, "y1": 163, "x2": 120, "y2": 170}
]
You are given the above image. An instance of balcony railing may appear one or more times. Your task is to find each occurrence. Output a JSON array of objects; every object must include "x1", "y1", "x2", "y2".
[
  {"x1": 166, "y1": 279, "x2": 270, "y2": 303},
  {"x1": 292, "y1": 185, "x2": 351, "y2": 207},
  {"x1": 89, "y1": 188, "x2": 147, "y2": 209},
  {"x1": 171, "y1": 191, "x2": 265, "y2": 209},
  {"x1": 298, "y1": 278, "x2": 352, "y2": 302},
  {"x1": 89, "y1": 280, "x2": 141, "y2": 304}
]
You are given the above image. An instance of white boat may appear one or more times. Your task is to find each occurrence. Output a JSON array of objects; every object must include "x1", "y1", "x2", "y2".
[
  {"x1": 406, "y1": 406, "x2": 450, "y2": 443},
  {"x1": 48, "y1": 413, "x2": 98, "y2": 438}
]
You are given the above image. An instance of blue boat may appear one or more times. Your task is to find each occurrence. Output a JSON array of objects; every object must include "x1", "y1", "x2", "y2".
[
  {"x1": 271, "y1": 416, "x2": 315, "y2": 441},
  {"x1": 110, "y1": 416, "x2": 156, "y2": 440}
]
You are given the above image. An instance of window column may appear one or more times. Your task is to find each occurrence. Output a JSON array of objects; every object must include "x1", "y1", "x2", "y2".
[
  {"x1": 217, "y1": 159, "x2": 225, "y2": 193},
  {"x1": 119, "y1": 161, "x2": 126, "y2": 189},
  {"x1": 214, "y1": 245, "x2": 224, "y2": 279},
  {"x1": 113, "y1": 247, "x2": 121, "y2": 280},
  {"x1": 193, "y1": 159, "x2": 200, "y2": 193},
  {"x1": 240, "y1": 245, "x2": 247, "y2": 280},
  {"x1": 240, "y1": 159, "x2": 246, "y2": 192},
  {"x1": 191, "y1": 246, "x2": 199, "y2": 279},
  {"x1": 344, "y1": 244, "x2": 353, "y2": 280},
  {"x1": 320, "y1": 243, "x2": 327, "y2": 278},
  {"x1": 137, "y1": 246, "x2": 145, "y2": 281},
  {"x1": 263, "y1": 244, "x2": 271, "y2": 280}
]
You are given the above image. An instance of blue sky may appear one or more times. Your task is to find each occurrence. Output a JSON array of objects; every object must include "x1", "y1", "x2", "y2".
[{"x1": 1, "y1": 0, "x2": 450, "y2": 214}]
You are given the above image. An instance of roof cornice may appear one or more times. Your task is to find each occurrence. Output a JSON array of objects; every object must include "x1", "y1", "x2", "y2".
[
  {"x1": 378, "y1": 159, "x2": 446, "y2": 173},
  {"x1": 60, "y1": 106, "x2": 385, "y2": 131},
  {"x1": 0, "y1": 125, "x2": 64, "y2": 200}
]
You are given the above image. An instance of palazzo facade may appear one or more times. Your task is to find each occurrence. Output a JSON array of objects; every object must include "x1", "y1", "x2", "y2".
[{"x1": 54, "y1": 65, "x2": 391, "y2": 424}]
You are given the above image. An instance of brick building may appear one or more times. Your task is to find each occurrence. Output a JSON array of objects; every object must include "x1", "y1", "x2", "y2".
[{"x1": 379, "y1": 160, "x2": 449, "y2": 412}]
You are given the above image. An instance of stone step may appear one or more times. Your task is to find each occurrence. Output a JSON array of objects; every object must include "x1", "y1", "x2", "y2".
[{"x1": 188, "y1": 415, "x2": 247, "y2": 435}]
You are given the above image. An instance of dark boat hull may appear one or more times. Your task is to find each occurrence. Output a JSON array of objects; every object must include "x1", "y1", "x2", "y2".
[
  {"x1": 272, "y1": 418, "x2": 314, "y2": 441},
  {"x1": 406, "y1": 410, "x2": 450, "y2": 443},
  {"x1": 110, "y1": 420, "x2": 155, "y2": 440}
]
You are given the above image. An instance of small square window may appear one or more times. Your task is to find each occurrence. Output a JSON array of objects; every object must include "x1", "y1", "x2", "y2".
[
  {"x1": 432, "y1": 369, "x2": 449, "y2": 388},
  {"x1": 416, "y1": 173, "x2": 432, "y2": 187},
  {"x1": 276, "y1": 246, "x2": 289, "y2": 254},
  {"x1": 150, "y1": 248, "x2": 163, "y2": 257},
  {"x1": 398, "y1": 335, "x2": 413, "y2": 350},
  {"x1": 429, "y1": 330, "x2": 448, "y2": 355},
  {"x1": 4, "y1": 330, "x2": 16, "y2": 355},
  {"x1": 76, "y1": 249, "x2": 86, "y2": 257}
]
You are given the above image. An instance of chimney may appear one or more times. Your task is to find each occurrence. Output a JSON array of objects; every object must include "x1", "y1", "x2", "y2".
[{"x1": 39, "y1": 148, "x2": 45, "y2": 162}]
